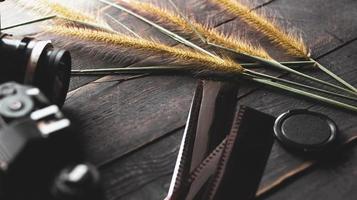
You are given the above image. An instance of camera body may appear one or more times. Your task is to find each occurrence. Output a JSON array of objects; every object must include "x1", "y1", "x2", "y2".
[
  {"x1": 0, "y1": 3, "x2": 100, "y2": 198},
  {"x1": 0, "y1": 82, "x2": 101, "y2": 200}
]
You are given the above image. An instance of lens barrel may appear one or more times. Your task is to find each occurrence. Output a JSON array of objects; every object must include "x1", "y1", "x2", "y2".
[{"x1": 0, "y1": 34, "x2": 71, "y2": 106}]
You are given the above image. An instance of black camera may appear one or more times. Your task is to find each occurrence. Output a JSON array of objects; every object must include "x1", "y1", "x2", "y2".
[
  {"x1": 0, "y1": 82, "x2": 101, "y2": 200},
  {"x1": 0, "y1": 34, "x2": 71, "y2": 106},
  {"x1": 0, "y1": 2, "x2": 102, "y2": 199}
]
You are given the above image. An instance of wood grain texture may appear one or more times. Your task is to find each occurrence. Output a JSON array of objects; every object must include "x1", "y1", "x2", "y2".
[
  {"x1": 64, "y1": 75, "x2": 196, "y2": 165},
  {"x1": 65, "y1": 0, "x2": 278, "y2": 91},
  {"x1": 107, "y1": 0, "x2": 357, "y2": 199},
  {"x1": 2, "y1": 0, "x2": 357, "y2": 199},
  {"x1": 234, "y1": 1, "x2": 357, "y2": 192},
  {"x1": 100, "y1": 129, "x2": 182, "y2": 200},
  {"x1": 66, "y1": 0, "x2": 357, "y2": 199},
  {"x1": 67, "y1": 0, "x2": 252, "y2": 90},
  {"x1": 263, "y1": 142, "x2": 357, "y2": 200},
  {"x1": 256, "y1": 40, "x2": 357, "y2": 198}
]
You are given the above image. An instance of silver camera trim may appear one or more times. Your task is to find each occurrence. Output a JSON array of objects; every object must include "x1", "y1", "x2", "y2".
[{"x1": 24, "y1": 40, "x2": 52, "y2": 84}]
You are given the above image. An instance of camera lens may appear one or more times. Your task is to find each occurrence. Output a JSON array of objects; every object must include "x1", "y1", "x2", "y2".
[
  {"x1": 0, "y1": 34, "x2": 71, "y2": 106},
  {"x1": 33, "y1": 44, "x2": 71, "y2": 106}
]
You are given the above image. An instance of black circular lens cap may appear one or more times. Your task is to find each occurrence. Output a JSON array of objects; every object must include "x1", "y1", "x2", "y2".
[{"x1": 274, "y1": 109, "x2": 337, "y2": 154}]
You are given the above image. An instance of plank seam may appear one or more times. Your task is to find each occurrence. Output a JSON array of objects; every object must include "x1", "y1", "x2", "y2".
[
  {"x1": 98, "y1": 125, "x2": 185, "y2": 168},
  {"x1": 252, "y1": 0, "x2": 278, "y2": 10},
  {"x1": 258, "y1": 135, "x2": 357, "y2": 199},
  {"x1": 316, "y1": 36, "x2": 357, "y2": 59},
  {"x1": 112, "y1": 173, "x2": 173, "y2": 200}
]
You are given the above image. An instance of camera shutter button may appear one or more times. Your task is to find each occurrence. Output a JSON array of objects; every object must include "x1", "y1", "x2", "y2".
[{"x1": 8, "y1": 100, "x2": 23, "y2": 111}]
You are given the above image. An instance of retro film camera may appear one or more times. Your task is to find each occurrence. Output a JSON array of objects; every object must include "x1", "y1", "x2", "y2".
[{"x1": 0, "y1": 2, "x2": 101, "y2": 199}]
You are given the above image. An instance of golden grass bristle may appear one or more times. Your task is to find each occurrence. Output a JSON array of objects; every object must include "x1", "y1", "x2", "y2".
[
  {"x1": 39, "y1": 0, "x2": 98, "y2": 24},
  {"x1": 15, "y1": 0, "x2": 110, "y2": 30},
  {"x1": 125, "y1": 1, "x2": 271, "y2": 60},
  {"x1": 47, "y1": 25, "x2": 243, "y2": 73},
  {"x1": 214, "y1": 0, "x2": 309, "y2": 58}
]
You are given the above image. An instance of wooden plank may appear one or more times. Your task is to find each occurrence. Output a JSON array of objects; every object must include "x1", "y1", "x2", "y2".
[
  {"x1": 67, "y1": 1, "x2": 282, "y2": 197},
  {"x1": 242, "y1": 42, "x2": 357, "y2": 200},
  {"x1": 66, "y1": 0, "x2": 247, "y2": 90},
  {"x1": 99, "y1": 0, "x2": 357, "y2": 198},
  {"x1": 100, "y1": 129, "x2": 182, "y2": 200},
  {"x1": 0, "y1": 0, "x2": 276, "y2": 91},
  {"x1": 262, "y1": 142, "x2": 357, "y2": 200},
  {"x1": 265, "y1": 0, "x2": 357, "y2": 57},
  {"x1": 83, "y1": 0, "x2": 357, "y2": 198},
  {"x1": 0, "y1": 1, "x2": 39, "y2": 35},
  {"x1": 211, "y1": 0, "x2": 357, "y2": 60},
  {"x1": 229, "y1": 1, "x2": 357, "y2": 192},
  {"x1": 63, "y1": 0, "x2": 272, "y2": 167},
  {"x1": 239, "y1": 39, "x2": 357, "y2": 195},
  {"x1": 3, "y1": 0, "x2": 357, "y2": 199},
  {"x1": 63, "y1": 75, "x2": 196, "y2": 165},
  {"x1": 66, "y1": 0, "x2": 275, "y2": 90},
  {"x1": 116, "y1": 175, "x2": 173, "y2": 200}
]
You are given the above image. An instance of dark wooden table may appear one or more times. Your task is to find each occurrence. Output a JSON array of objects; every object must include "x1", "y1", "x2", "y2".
[{"x1": 2, "y1": 0, "x2": 357, "y2": 199}]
